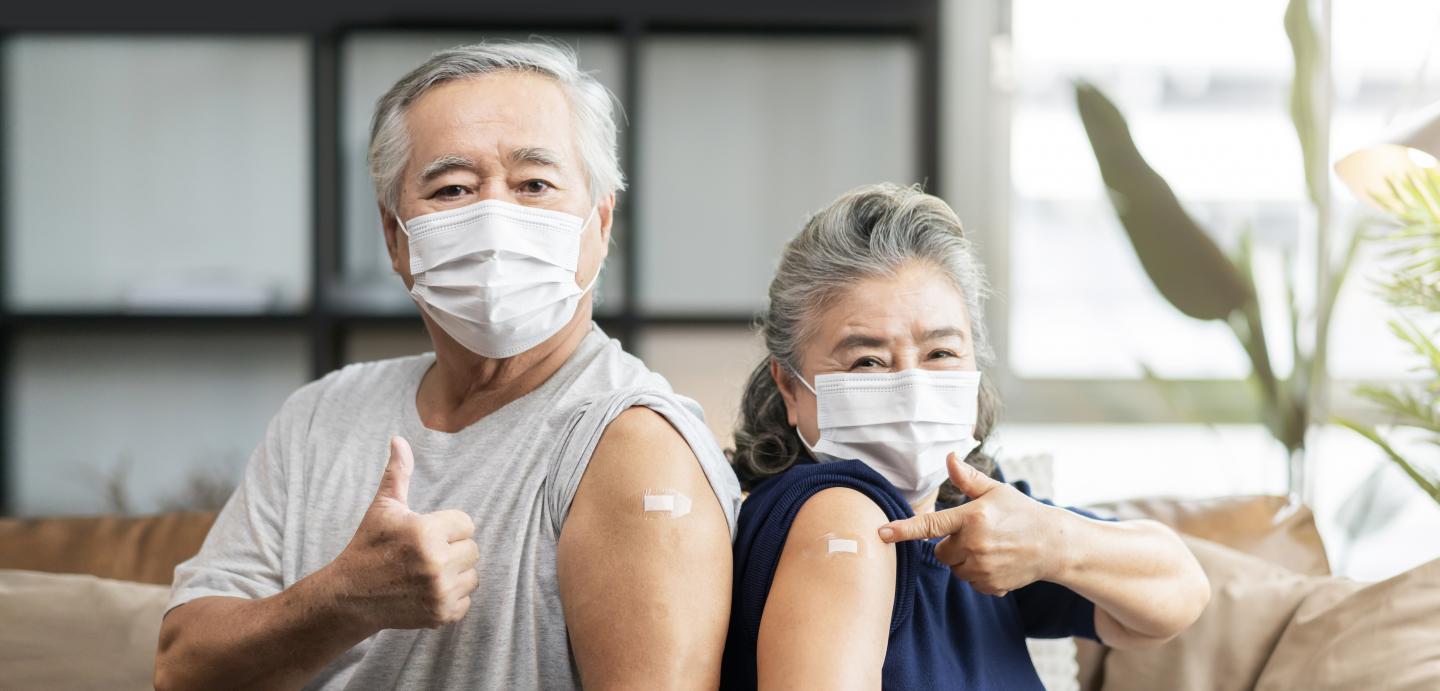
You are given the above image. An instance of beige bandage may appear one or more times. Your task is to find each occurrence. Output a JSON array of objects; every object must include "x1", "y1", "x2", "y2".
[{"x1": 641, "y1": 489, "x2": 692, "y2": 518}]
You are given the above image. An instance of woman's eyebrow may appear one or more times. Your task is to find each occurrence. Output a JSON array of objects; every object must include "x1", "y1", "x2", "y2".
[
  {"x1": 919, "y1": 327, "x2": 967, "y2": 342},
  {"x1": 831, "y1": 334, "x2": 888, "y2": 355}
]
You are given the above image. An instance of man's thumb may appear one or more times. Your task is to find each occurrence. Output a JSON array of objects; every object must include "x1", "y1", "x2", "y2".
[
  {"x1": 375, "y1": 436, "x2": 413, "y2": 506},
  {"x1": 948, "y1": 452, "x2": 1000, "y2": 499}
]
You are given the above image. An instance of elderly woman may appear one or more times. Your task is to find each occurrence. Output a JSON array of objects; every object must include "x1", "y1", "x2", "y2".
[{"x1": 722, "y1": 184, "x2": 1209, "y2": 690}]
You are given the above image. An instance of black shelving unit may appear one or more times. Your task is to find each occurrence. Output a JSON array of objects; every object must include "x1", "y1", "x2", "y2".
[{"x1": 0, "y1": 0, "x2": 943, "y2": 515}]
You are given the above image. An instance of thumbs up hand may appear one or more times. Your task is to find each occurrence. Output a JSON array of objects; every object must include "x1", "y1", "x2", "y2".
[
  {"x1": 326, "y1": 436, "x2": 481, "y2": 631},
  {"x1": 877, "y1": 452, "x2": 1071, "y2": 597}
]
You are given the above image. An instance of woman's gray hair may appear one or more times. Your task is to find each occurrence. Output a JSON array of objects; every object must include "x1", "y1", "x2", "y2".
[
  {"x1": 367, "y1": 39, "x2": 626, "y2": 212},
  {"x1": 730, "y1": 183, "x2": 1002, "y2": 499}
]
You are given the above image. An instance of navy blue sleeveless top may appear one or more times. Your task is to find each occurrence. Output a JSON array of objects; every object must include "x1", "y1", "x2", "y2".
[{"x1": 720, "y1": 459, "x2": 1105, "y2": 690}]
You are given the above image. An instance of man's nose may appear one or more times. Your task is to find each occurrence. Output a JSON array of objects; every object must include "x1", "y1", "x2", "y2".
[{"x1": 475, "y1": 179, "x2": 517, "y2": 203}]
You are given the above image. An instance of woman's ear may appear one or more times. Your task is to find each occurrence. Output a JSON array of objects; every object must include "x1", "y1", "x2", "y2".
[{"x1": 770, "y1": 358, "x2": 800, "y2": 427}]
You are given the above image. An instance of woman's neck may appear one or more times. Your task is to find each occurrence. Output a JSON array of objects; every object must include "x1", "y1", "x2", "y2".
[{"x1": 909, "y1": 488, "x2": 940, "y2": 515}]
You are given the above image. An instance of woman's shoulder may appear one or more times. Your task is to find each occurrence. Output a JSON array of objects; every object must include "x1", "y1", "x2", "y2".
[{"x1": 741, "y1": 459, "x2": 913, "y2": 524}]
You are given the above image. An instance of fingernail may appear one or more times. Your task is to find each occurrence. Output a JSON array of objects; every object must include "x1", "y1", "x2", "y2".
[{"x1": 878, "y1": 526, "x2": 895, "y2": 542}]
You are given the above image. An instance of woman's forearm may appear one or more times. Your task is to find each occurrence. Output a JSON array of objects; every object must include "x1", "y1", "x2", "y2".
[{"x1": 1045, "y1": 512, "x2": 1209, "y2": 645}]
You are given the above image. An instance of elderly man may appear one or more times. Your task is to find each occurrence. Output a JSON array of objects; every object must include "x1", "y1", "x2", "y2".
[{"x1": 154, "y1": 41, "x2": 741, "y2": 690}]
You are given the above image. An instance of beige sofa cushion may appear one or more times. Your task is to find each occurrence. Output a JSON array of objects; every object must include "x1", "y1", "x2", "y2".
[
  {"x1": 1075, "y1": 495, "x2": 1331, "y2": 691},
  {"x1": 1098, "y1": 536, "x2": 1360, "y2": 691},
  {"x1": 1086, "y1": 495, "x2": 1329, "y2": 576},
  {"x1": 0, "y1": 569, "x2": 168, "y2": 691},
  {"x1": 1254, "y1": 557, "x2": 1440, "y2": 691}
]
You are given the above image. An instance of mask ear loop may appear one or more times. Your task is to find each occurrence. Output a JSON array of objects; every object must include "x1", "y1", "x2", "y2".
[
  {"x1": 577, "y1": 204, "x2": 602, "y2": 296},
  {"x1": 392, "y1": 213, "x2": 419, "y2": 278},
  {"x1": 783, "y1": 360, "x2": 824, "y2": 457},
  {"x1": 784, "y1": 361, "x2": 819, "y2": 396}
]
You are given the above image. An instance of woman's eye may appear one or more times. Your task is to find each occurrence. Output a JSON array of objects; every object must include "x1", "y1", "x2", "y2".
[
  {"x1": 519, "y1": 179, "x2": 554, "y2": 195},
  {"x1": 851, "y1": 356, "x2": 885, "y2": 369}
]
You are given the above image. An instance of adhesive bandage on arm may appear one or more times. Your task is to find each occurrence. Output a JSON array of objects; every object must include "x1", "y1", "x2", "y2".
[
  {"x1": 800, "y1": 532, "x2": 872, "y2": 559},
  {"x1": 641, "y1": 489, "x2": 692, "y2": 519}
]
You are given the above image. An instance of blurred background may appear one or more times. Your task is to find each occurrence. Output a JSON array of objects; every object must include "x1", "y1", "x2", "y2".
[{"x1": 2, "y1": 0, "x2": 1437, "y2": 581}]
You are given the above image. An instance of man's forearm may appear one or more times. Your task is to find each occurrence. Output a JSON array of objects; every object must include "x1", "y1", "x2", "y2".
[
  {"x1": 1047, "y1": 514, "x2": 1209, "y2": 643},
  {"x1": 155, "y1": 565, "x2": 375, "y2": 691}
]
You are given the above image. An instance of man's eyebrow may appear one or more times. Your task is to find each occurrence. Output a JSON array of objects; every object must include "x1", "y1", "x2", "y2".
[
  {"x1": 419, "y1": 154, "x2": 477, "y2": 183},
  {"x1": 508, "y1": 146, "x2": 564, "y2": 168}
]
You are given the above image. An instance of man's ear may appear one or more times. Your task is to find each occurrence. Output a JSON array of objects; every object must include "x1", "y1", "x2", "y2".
[
  {"x1": 380, "y1": 203, "x2": 404, "y2": 276},
  {"x1": 770, "y1": 358, "x2": 800, "y2": 427},
  {"x1": 597, "y1": 191, "x2": 617, "y2": 248}
]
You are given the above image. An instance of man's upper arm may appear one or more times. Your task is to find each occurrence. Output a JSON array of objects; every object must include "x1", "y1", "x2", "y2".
[
  {"x1": 756, "y1": 488, "x2": 896, "y2": 691},
  {"x1": 557, "y1": 405, "x2": 734, "y2": 691}
]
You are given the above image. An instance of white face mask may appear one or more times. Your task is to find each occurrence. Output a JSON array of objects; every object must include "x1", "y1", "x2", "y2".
[
  {"x1": 793, "y1": 367, "x2": 983, "y2": 504},
  {"x1": 397, "y1": 199, "x2": 598, "y2": 358}
]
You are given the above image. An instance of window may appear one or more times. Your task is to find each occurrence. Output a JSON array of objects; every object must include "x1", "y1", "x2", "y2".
[
  {"x1": 1009, "y1": 0, "x2": 1299, "y2": 380},
  {"x1": 1000, "y1": 0, "x2": 1440, "y2": 577},
  {"x1": 637, "y1": 36, "x2": 919, "y2": 314},
  {"x1": 4, "y1": 36, "x2": 311, "y2": 313},
  {"x1": 10, "y1": 331, "x2": 307, "y2": 515},
  {"x1": 1327, "y1": 0, "x2": 1440, "y2": 379}
]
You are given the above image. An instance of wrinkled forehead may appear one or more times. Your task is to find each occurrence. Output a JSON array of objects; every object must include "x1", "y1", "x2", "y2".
[
  {"x1": 402, "y1": 72, "x2": 580, "y2": 172},
  {"x1": 803, "y1": 263, "x2": 973, "y2": 352}
]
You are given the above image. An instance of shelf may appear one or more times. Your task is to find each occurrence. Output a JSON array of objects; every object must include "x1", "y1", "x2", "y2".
[
  {"x1": 3, "y1": 311, "x2": 311, "y2": 330},
  {"x1": 0, "y1": 310, "x2": 761, "y2": 330},
  {"x1": 0, "y1": 9, "x2": 939, "y2": 516}
]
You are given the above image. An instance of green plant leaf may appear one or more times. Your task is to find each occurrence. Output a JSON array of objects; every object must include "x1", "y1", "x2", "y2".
[
  {"x1": 1315, "y1": 226, "x2": 1362, "y2": 374},
  {"x1": 1285, "y1": 0, "x2": 1326, "y2": 210},
  {"x1": 1074, "y1": 81, "x2": 1254, "y2": 321},
  {"x1": 1226, "y1": 230, "x2": 1293, "y2": 447},
  {"x1": 1353, "y1": 383, "x2": 1440, "y2": 432},
  {"x1": 1336, "y1": 419, "x2": 1440, "y2": 505}
]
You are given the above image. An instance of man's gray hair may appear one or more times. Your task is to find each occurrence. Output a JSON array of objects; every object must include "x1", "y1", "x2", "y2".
[
  {"x1": 367, "y1": 40, "x2": 626, "y2": 212},
  {"x1": 729, "y1": 183, "x2": 1001, "y2": 495}
]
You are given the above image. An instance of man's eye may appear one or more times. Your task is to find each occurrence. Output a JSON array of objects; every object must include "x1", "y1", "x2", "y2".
[
  {"x1": 851, "y1": 356, "x2": 885, "y2": 369},
  {"x1": 519, "y1": 179, "x2": 553, "y2": 195},
  {"x1": 928, "y1": 349, "x2": 958, "y2": 360},
  {"x1": 434, "y1": 185, "x2": 468, "y2": 200}
]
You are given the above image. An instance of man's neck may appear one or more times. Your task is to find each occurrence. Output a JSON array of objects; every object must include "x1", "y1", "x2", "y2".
[{"x1": 415, "y1": 301, "x2": 594, "y2": 433}]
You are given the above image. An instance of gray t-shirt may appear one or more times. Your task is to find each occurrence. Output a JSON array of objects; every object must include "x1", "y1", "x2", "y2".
[{"x1": 168, "y1": 326, "x2": 742, "y2": 689}]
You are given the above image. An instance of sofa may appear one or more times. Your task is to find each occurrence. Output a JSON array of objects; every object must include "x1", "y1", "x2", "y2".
[{"x1": 2, "y1": 496, "x2": 1437, "y2": 690}]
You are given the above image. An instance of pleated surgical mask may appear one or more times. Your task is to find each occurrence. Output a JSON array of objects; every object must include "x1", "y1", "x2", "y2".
[
  {"x1": 397, "y1": 199, "x2": 598, "y2": 358},
  {"x1": 793, "y1": 367, "x2": 983, "y2": 504}
]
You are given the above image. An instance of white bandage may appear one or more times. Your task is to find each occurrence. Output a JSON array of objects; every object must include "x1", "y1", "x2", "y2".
[
  {"x1": 804, "y1": 532, "x2": 868, "y2": 558},
  {"x1": 642, "y1": 490, "x2": 692, "y2": 518}
]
